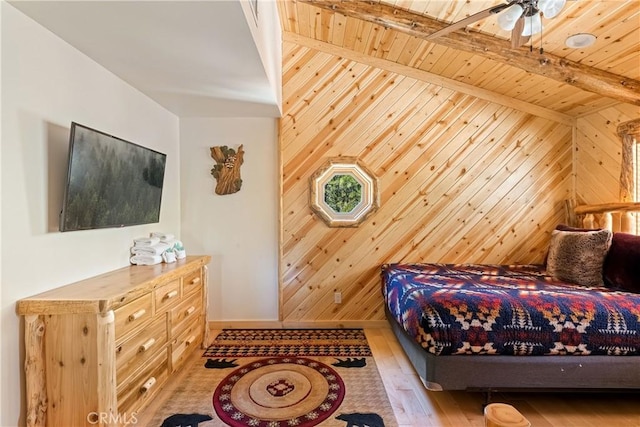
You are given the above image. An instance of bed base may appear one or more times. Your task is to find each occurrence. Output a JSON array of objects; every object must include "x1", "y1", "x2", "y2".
[{"x1": 386, "y1": 308, "x2": 640, "y2": 392}]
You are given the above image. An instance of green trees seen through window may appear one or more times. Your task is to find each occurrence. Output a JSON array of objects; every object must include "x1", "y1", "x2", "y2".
[{"x1": 323, "y1": 174, "x2": 362, "y2": 213}]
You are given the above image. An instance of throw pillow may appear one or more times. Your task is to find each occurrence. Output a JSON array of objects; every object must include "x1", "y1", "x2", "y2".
[
  {"x1": 603, "y1": 232, "x2": 640, "y2": 293},
  {"x1": 555, "y1": 224, "x2": 603, "y2": 232},
  {"x1": 546, "y1": 229, "x2": 612, "y2": 287},
  {"x1": 543, "y1": 224, "x2": 602, "y2": 266}
]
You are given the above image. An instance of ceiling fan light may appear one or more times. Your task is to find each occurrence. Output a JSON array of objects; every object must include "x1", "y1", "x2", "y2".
[
  {"x1": 538, "y1": 0, "x2": 566, "y2": 19},
  {"x1": 497, "y1": 4, "x2": 523, "y2": 31},
  {"x1": 521, "y1": 13, "x2": 542, "y2": 36}
]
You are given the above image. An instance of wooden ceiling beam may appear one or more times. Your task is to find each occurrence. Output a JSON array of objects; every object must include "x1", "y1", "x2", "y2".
[{"x1": 300, "y1": 0, "x2": 640, "y2": 106}]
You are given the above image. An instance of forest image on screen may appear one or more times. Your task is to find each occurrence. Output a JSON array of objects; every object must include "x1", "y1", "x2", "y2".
[{"x1": 61, "y1": 125, "x2": 166, "y2": 231}]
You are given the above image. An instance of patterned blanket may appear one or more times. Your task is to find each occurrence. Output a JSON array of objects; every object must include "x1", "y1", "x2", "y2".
[{"x1": 382, "y1": 263, "x2": 640, "y2": 356}]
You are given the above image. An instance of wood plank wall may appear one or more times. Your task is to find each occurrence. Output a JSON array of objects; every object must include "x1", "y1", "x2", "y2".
[
  {"x1": 280, "y1": 40, "x2": 573, "y2": 323},
  {"x1": 575, "y1": 103, "x2": 640, "y2": 204}
]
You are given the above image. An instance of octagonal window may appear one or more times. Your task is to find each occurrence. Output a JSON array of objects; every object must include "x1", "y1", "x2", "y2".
[
  {"x1": 324, "y1": 174, "x2": 363, "y2": 213},
  {"x1": 310, "y1": 157, "x2": 379, "y2": 227}
]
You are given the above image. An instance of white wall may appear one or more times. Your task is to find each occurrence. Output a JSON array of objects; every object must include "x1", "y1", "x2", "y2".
[
  {"x1": 0, "y1": 2, "x2": 4, "y2": 421},
  {"x1": 180, "y1": 118, "x2": 279, "y2": 321},
  {"x1": 1, "y1": 3, "x2": 180, "y2": 425},
  {"x1": 240, "y1": 0, "x2": 283, "y2": 115}
]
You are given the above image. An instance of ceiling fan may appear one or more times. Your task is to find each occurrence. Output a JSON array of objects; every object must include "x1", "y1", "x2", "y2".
[{"x1": 425, "y1": 0, "x2": 567, "y2": 48}]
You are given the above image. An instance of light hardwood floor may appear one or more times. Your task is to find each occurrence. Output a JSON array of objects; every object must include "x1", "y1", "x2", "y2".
[
  {"x1": 139, "y1": 327, "x2": 640, "y2": 427},
  {"x1": 365, "y1": 327, "x2": 640, "y2": 427}
]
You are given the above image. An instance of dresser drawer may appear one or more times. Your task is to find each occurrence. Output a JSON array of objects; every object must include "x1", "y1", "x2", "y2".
[
  {"x1": 182, "y1": 268, "x2": 203, "y2": 297},
  {"x1": 170, "y1": 321, "x2": 203, "y2": 373},
  {"x1": 18, "y1": 256, "x2": 211, "y2": 427},
  {"x1": 154, "y1": 279, "x2": 181, "y2": 313},
  {"x1": 116, "y1": 315, "x2": 168, "y2": 386},
  {"x1": 114, "y1": 294, "x2": 153, "y2": 341},
  {"x1": 117, "y1": 349, "x2": 169, "y2": 415},
  {"x1": 170, "y1": 289, "x2": 202, "y2": 338}
]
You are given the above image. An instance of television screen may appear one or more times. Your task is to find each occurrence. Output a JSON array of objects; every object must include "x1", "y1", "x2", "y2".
[{"x1": 59, "y1": 122, "x2": 166, "y2": 232}]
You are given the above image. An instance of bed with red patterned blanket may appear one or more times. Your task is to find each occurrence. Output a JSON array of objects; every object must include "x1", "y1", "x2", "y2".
[{"x1": 381, "y1": 263, "x2": 640, "y2": 391}]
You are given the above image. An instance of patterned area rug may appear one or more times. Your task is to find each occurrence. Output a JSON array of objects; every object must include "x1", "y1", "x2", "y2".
[
  {"x1": 150, "y1": 329, "x2": 397, "y2": 427},
  {"x1": 203, "y1": 328, "x2": 373, "y2": 358}
]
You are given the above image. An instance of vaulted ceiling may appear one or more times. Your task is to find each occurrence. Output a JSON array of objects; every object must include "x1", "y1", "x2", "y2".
[{"x1": 277, "y1": 0, "x2": 640, "y2": 117}]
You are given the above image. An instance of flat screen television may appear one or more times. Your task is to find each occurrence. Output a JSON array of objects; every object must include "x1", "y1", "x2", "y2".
[{"x1": 59, "y1": 122, "x2": 166, "y2": 232}]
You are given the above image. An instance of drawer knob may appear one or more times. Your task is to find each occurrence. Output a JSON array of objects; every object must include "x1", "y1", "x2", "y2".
[
  {"x1": 139, "y1": 338, "x2": 156, "y2": 352},
  {"x1": 185, "y1": 306, "x2": 196, "y2": 316},
  {"x1": 164, "y1": 290, "x2": 178, "y2": 300},
  {"x1": 190, "y1": 277, "x2": 201, "y2": 285},
  {"x1": 140, "y1": 377, "x2": 156, "y2": 393},
  {"x1": 129, "y1": 309, "x2": 146, "y2": 321},
  {"x1": 185, "y1": 335, "x2": 196, "y2": 346}
]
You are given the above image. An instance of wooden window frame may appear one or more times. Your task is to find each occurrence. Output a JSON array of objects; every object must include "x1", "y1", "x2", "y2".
[{"x1": 309, "y1": 157, "x2": 379, "y2": 228}]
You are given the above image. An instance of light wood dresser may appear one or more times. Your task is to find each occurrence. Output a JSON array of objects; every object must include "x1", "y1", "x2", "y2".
[{"x1": 16, "y1": 255, "x2": 211, "y2": 427}]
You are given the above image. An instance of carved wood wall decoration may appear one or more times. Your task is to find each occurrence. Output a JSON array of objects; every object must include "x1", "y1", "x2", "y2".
[{"x1": 210, "y1": 145, "x2": 244, "y2": 195}]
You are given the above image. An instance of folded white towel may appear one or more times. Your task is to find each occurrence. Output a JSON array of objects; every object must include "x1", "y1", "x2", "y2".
[
  {"x1": 130, "y1": 242, "x2": 171, "y2": 256},
  {"x1": 130, "y1": 255, "x2": 163, "y2": 265},
  {"x1": 150, "y1": 232, "x2": 175, "y2": 242},
  {"x1": 133, "y1": 237, "x2": 160, "y2": 247}
]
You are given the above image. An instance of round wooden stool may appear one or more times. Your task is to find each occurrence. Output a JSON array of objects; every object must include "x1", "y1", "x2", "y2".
[{"x1": 484, "y1": 403, "x2": 531, "y2": 427}]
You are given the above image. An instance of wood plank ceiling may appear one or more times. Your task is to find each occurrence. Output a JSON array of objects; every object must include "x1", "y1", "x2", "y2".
[{"x1": 278, "y1": 0, "x2": 640, "y2": 116}]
